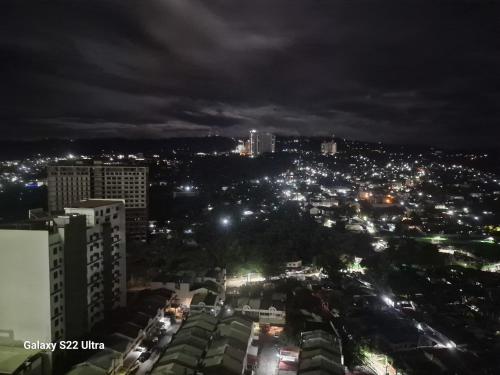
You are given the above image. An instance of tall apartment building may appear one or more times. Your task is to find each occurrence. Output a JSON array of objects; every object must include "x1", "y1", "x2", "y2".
[
  {"x1": 64, "y1": 199, "x2": 127, "y2": 312},
  {"x1": 47, "y1": 161, "x2": 148, "y2": 241},
  {"x1": 249, "y1": 130, "x2": 276, "y2": 156},
  {"x1": 321, "y1": 136, "x2": 337, "y2": 155},
  {"x1": 0, "y1": 220, "x2": 67, "y2": 343},
  {"x1": 0, "y1": 199, "x2": 126, "y2": 343}
]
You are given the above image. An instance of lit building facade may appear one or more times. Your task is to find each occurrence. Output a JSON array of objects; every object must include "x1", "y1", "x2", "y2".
[
  {"x1": 0, "y1": 221, "x2": 66, "y2": 343},
  {"x1": 249, "y1": 130, "x2": 276, "y2": 156},
  {"x1": 0, "y1": 199, "x2": 126, "y2": 343},
  {"x1": 47, "y1": 162, "x2": 148, "y2": 241},
  {"x1": 321, "y1": 140, "x2": 337, "y2": 155}
]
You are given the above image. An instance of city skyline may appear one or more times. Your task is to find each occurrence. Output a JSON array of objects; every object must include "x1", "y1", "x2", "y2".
[
  {"x1": 1, "y1": 1, "x2": 499, "y2": 147},
  {"x1": 1, "y1": 2, "x2": 500, "y2": 374}
]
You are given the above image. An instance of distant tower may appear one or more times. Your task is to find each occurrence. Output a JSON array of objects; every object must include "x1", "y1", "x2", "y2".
[
  {"x1": 249, "y1": 130, "x2": 275, "y2": 156},
  {"x1": 321, "y1": 134, "x2": 337, "y2": 155}
]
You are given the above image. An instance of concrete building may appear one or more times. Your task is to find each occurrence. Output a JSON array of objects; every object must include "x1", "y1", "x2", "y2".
[
  {"x1": 47, "y1": 162, "x2": 148, "y2": 241},
  {"x1": 321, "y1": 135, "x2": 337, "y2": 155},
  {"x1": 63, "y1": 199, "x2": 127, "y2": 311},
  {"x1": 0, "y1": 341, "x2": 52, "y2": 375},
  {"x1": 0, "y1": 220, "x2": 67, "y2": 343},
  {"x1": 249, "y1": 130, "x2": 275, "y2": 156},
  {"x1": 321, "y1": 140, "x2": 337, "y2": 155},
  {"x1": 0, "y1": 199, "x2": 126, "y2": 343}
]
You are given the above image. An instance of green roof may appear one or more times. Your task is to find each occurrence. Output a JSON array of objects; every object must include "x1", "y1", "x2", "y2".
[
  {"x1": 186, "y1": 312, "x2": 218, "y2": 325},
  {"x1": 205, "y1": 342, "x2": 245, "y2": 363},
  {"x1": 65, "y1": 363, "x2": 107, "y2": 375},
  {"x1": 226, "y1": 321, "x2": 252, "y2": 336},
  {"x1": 182, "y1": 319, "x2": 216, "y2": 332},
  {"x1": 221, "y1": 316, "x2": 252, "y2": 328},
  {"x1": 216, "y1": 325, "x2": 250, "y2": 348},
  {"x1": 86, "y1": 348, "x2": 121, "y2": 371},
  {"x1": 163, "y1": 344, "x2": 203, "y2": 359},
  {"x1": 176, "y1": 327, "x2": 211, "y2": 340},
  {"x1": 203, "y1": 354, "x2": 242, "y2": 375},
  {"x1": 157, "y1": 352, "x2": 199, "y2": 369},
  {"x1": 0, "y1": 345, "x2": 41, "y2": 374},
  {"x1": 299, "y1": 357, "x2": 345, "y2": 375},
  {"x1": 190, "y1": 293, "x2": 217, "y2": 306},
  {"x1": 170, "y1": 334, "x2": 208, "y2": 350},
  {"x1": 301, "y1": 347, "x2": 341, "y2": 361},
  {"x1": 151, "y1": 363, "x2": 195, "y2": 375},
  {"x1": 302, "y1": 338, "x2": 341, "y2": 355}
]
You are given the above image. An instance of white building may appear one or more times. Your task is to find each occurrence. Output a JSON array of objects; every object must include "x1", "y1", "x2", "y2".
[
  {"x1": 0, "y1": 221, "x2": 66, "y2": 342},
  {"x1": 0, "y1": 199, "x2": 126, "y2": 343},
  {"x1": 250, "y1": 130, "x2": 276, "y2": 156},
  {"x1": 321, "y1": 140, "x2": 337, "y2": 155}
]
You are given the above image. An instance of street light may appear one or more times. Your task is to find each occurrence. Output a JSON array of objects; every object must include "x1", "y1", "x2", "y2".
[{"x1": 221, "y1": 217, "x2": 231, "y2": 226}]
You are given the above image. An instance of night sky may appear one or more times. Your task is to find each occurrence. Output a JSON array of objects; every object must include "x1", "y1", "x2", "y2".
[{"x1": 1, "y1": 0, "x2": 499, "y2": 147}]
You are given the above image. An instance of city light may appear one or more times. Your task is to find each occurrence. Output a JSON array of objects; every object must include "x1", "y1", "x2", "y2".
[
  {"x1": 1, "y1": 5, "x2": 499, "y2": 374},
  {"x1": 381, "y1": 295, "x2": 395, "y2": 308}
]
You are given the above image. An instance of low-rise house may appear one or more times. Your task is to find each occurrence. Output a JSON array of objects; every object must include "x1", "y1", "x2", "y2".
[
  {"x1": 190, "y1": 292, "x2": 221, "y2": 314},
  {"x1": 150, "y1": 314, "x2": 254, "y2": 375},
  {"x1": 169, "y1": 330, "x2": 209, "y2": 351},
  {"x1": 299, "y1": 330, "x2": 345, "y2": 375},
  {"x1": 229, "y1": 290, "x2": 286, "y2": 325},
  {"x1": 150, "y1": 270, "x2": 225, "y2": 308},
  {"x1": 0, "y1": 341, "x2": 51, "y2": 375},
  {"x1": 156, "y1": 351, "x2": 199, "y2": 370},
  {"x1": 162, "y1": 344, "x2": 203, "y2": 359},
  {"x1": 65, "y1": 363, "x2": 106, "y2": 375},
  {"x1": 286, "y1": 260, "x2": 303, "y2": 269},
  {"x1": 85, "y1": 348, "x2": 123, "y2": 374},
  {"x1": 203, "y1": 353, "x2": 242, "y2": 375},
  {"x1": 150, "y1": 362, "x2": 195, "y2": 375}
]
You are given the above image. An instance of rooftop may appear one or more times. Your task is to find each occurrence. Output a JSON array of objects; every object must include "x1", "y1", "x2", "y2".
[
  {"x1": 151, "y1": 363, "x2": 195, "y2": 375},
  {"x1": 0, "y1": 344, "x2": 41, "y2": 374},
  {"x1": 69, "y1": 199, "x2": 124, "y2": 209},
  {"x1": 65, "y1": 363, "x2": 107, "y2": 375}
]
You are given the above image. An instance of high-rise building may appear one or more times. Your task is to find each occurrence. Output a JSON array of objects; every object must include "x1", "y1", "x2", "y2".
[
  {"x1": 321, "y1": 135, "x2": 337, "y2": 155},
  {"x1": 0, "y1": 199, "x2": 126, "y2": 343},
  {"x1": 63, "y1": 199, "x2": 127, "y2": 312},
  {"x1": 47, "y1": 161, "x2": 148, "y2": 241},
  {"x1": 249, "y1": 130, "x2": 276, "y2": 156},
  {"x1": 0, "y1": 220, "x2": 67, "y2": 343}
]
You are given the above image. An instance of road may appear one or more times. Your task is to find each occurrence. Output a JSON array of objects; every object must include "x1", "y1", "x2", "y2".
[
  {"x1": 129, "y1": 320, "x2": 181, "y2": 375},
  {"x1": 353, "y1": 274, "x2": 457, "y2": 350},
  {"x1": 256, "y1": 343, "x2": 279, "y2": 375}
]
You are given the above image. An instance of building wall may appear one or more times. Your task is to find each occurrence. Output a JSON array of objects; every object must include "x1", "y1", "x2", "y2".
[
  {"x1": 59, "y1": 215, "x2": 89, "y2": 339},
  {"x1": 0, "y1": 230, "x2": 62, "y2": 342},
  {"x1": 250, "y1": 131, "x2": 275, "y2": 156},
  {"x1": 65, "y1": 201, "x2": 126, "y2": 309},
  {"x1": 86, "y1": 225, "x2": 105, "y2": 328},
  {"x1": 48, "y1": 165, "x2": 148, "y2": 241},
  {"x1": 321, "y1": 141, "x2": 337, "y2": 155},
  {"x1": 47, "y1": 166, "x2": 92, "y2": 212}
]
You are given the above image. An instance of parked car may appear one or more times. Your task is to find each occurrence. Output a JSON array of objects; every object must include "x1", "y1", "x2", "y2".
[{"x1": 138, "y1": 351, "x2": 152, "y2": 363}]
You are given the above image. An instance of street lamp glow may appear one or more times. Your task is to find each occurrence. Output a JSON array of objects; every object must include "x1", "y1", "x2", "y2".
[
  {"x1": 381, "y1": 295, "x2": 395, "y2": 307},
  {"x1": 221, "y1": 217, "x2": 230, "y2": 226},
  {"x1": 446, "y1": 341, "x2": 456, "y2": 349}
]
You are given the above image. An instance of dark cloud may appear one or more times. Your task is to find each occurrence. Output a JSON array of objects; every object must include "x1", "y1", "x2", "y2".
[{"x1": 1, "y1": 0, "x2": 499, "y2": 148}]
